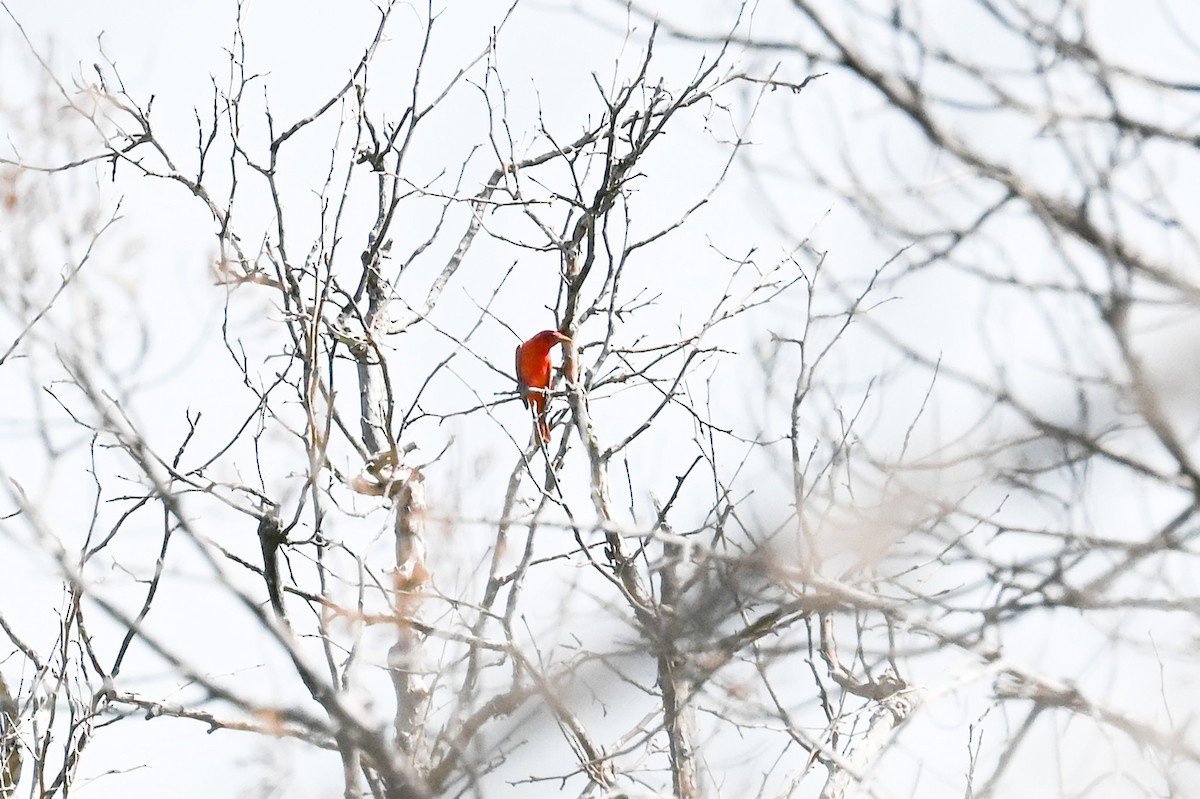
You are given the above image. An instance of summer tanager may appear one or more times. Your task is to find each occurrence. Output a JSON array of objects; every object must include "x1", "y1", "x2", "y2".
[{"x1": 515, "y1": 329, "x2": 570, "y2": 442}]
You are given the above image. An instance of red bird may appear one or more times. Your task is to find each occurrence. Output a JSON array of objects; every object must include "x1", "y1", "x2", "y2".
[{"x1": 515, "y1": 329, "x2": 570, "y2": 443}]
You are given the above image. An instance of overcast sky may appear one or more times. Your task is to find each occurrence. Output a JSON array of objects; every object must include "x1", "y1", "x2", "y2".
[{"x1": 3, "y1": 1, "x2": 1200, "y2": 796}]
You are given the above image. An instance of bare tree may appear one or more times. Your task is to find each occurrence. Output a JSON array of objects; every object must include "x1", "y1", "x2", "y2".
[
  {"x1": 2, "y1": 0, "x2": 1197, "y2": 798},
  {"x1": 592, "y1": 1, "x2": 1200, "y2": 797}
]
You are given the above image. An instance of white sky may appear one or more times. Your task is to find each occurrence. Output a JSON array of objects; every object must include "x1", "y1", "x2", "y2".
[{"x1": 2, "y1": 0, "x2": 1200, "y2": 796}]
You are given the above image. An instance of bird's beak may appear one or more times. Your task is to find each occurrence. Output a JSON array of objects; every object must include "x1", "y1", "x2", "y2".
[{"x1": 556, "y1": 332, "x2": 571, "y2": 343}]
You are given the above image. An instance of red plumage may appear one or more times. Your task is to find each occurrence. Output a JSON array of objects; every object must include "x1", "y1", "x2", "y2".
[{"x1": 515, "y1": 329, "x2": 570, "y2": 442}]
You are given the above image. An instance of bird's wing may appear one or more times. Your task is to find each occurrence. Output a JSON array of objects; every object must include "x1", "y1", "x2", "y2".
[{"x1": 515, "y1": 343, "x2": 530, "y2": 406}]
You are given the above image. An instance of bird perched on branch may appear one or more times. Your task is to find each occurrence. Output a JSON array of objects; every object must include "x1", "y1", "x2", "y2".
[{"x1": 515, "y1": 329, "x2": 570, "y2": 443}]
